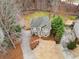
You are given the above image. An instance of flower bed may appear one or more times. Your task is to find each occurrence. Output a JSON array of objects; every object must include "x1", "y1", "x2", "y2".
[{"x1": 30, "y1": 35, "x2": 39, "y2": 50}]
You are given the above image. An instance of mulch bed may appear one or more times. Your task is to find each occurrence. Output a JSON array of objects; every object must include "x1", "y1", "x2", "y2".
[
  {"x1": 0, "y1": 43, "x2": 23, "y2": 59},
  {"x1": 30, "y1": 35, "x2": 39, "y2": 50}
]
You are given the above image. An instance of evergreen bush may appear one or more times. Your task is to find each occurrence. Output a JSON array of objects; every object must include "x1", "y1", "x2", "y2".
[
  {"x1": 67, "y1": 41, "x2": 77, "y2": 50},
  {"x1": 51, "y1": 16, "x2": 64, "y2": 43}
]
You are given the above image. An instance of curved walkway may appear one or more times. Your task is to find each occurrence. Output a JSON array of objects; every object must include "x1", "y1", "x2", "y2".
[{"x1": 21, "y1": 29, "x2": 36, "y2": 59}]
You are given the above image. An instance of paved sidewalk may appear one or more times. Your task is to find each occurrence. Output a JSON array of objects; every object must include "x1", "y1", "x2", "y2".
[{"x1": 21, "y1": 30, "x2": 36, "y2": 59}]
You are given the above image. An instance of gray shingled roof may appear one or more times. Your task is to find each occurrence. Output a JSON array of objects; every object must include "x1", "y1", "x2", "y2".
[
  {"x1": 30, "y1": 16, "x2": 51, "y2": 29},
  {"x1": 30, "y1": 16, "x2": 51, "y2": 37}
]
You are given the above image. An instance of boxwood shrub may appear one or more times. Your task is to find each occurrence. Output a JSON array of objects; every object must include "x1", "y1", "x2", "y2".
[{"x1": 67, "y1": 41, "x2": 77, "y2": 50}]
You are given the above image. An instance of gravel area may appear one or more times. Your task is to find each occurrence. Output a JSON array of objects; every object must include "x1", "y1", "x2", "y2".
[{"x1": 33, "y1": 39, "x2": 64, "y2": 59}]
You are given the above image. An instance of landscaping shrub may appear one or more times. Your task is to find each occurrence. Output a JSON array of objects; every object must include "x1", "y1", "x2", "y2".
[
  {"x1": 51, "y1": 16, "x2": 64, "y2": 43},
  {"x1": 67, "y1": 41, "x2": 77, "y2": 50},
  {"x1": 15, "y1": 25, "x2": 22, "y2": 32}
]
